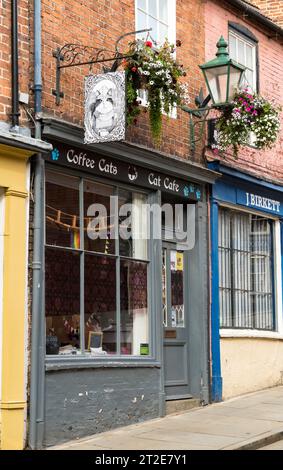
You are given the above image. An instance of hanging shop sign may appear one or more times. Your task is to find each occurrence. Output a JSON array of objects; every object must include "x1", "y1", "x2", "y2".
[
  {"x1": 47, "y1": 142, "x2": 202, "y2": 201},
  {"x1": 84, "y1": 72, "x2": 126, "y2": 144}
]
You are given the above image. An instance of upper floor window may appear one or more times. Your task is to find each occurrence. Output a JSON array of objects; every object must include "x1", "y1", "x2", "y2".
[
  {"x1": 135, "y1": 0, "x2": 176, "y2": 45},
  {"x1": 229, "y1": 28, "x2": 257, "y2": 92}
]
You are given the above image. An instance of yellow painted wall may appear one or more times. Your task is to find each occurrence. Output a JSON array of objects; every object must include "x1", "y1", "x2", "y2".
[
  {"x1": 221, "y1": 337, "x2": 283, "y2": 399},
  {"x1": 0, "y1": 143, "x2": 32, "y2": 450}
]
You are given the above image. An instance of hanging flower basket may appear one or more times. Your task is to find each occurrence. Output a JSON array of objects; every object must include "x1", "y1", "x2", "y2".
[
  {"x1": 122, "y1": 39, "x2": 189, "y2": 144},
  {"x1": 213, "y1": 88, "x2": 281, "y2": 157}
]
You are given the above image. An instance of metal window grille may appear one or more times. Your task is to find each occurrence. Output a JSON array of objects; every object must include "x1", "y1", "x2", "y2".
[{"x1": 218, "y1": 208, "x2": 274, "y2": 330}]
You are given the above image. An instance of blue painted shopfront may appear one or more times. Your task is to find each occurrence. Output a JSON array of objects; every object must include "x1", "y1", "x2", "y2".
[{"x1": 209, "y1": 162, "x2": 283, "y2": 402}]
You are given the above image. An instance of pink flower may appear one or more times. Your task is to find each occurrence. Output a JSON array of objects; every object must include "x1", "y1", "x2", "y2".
[
  {"x1": 252, "y1": 110, "x2": 258, "y2": 116},
  {"x1": 212, "y1": 148, "x2": 219, "y2": 155}
]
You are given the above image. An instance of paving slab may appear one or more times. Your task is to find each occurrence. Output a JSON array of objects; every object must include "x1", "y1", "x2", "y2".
[{"x1": 49, "y1": 385, "x2": 283, "y2": 451}]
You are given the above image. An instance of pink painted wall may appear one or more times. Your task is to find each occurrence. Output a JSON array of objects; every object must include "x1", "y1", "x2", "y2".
[{"x1": 204, "y1": 0, "x2": 283, "y2": 183}]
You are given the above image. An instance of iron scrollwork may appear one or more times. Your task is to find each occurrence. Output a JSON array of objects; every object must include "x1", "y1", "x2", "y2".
[{"x1": 52, "y1": 29, "x2": 151, "y2": 105}]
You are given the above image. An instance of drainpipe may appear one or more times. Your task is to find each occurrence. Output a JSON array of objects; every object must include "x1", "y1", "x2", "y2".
[
  {"x1": 11, "y1": 0, "x2": 20, "y2": 129},
  {"x1": 29, "y1": 0, "x2": 45, "y2": 449}
]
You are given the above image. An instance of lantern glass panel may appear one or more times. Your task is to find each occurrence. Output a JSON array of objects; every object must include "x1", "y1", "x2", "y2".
[
  {"x1": 205, "y1": 65, "x2": 229, "y2": 104},
  {"x1": 228, "y1": 65, "x2": 243, "y2": 101}
]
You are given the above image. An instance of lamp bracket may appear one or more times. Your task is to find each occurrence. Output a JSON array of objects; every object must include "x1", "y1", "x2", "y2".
[
  {"x1": 52, "y1": 28, "x2": 151, "y2": 105},
  {"x1": 181, "y1": 90, "x2": 215, "y2": 155}
]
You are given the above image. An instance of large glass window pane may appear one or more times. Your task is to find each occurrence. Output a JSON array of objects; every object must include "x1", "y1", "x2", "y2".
[
  {"x1": 229, "y1": 33, "x2": 237, "y2": 60},
  {"x1": 159, "y1": 0, "x2": 168, "y2": 23},
  {"x1": 238, "y1": 39, "x2": 245, "y2": 64},
  {"x1": 45, "y1": 172, "x2": 80, "y2": 248},
  {"x1": 246, "y1": 44, "x2": 253, "y2": 68},
  {"x1": 137, "y1": 0, "x2": 146, "y2": 10},
  {"x1": 84, "y1": 180, "x2": 115, "y2": 254},
  {"x1": 218, "y1": 209, "x2": 232, "y2": 327},
  {"x1": 85, "y1": 254, "x2": 117, "y2": 354},
  {"x1": 250, "y1": 217, "x2": 273, "y2": 330},
  {"x1": 232, "y1": 212, "x2": 252, "y2": 328},
  {"x1": 148, "y1": 15, "x2": 158, "y2": 42},
  {"x1": 45, "y1": 248, "x2": 80, "y2": 355},
  {"x1": 148, "y1": 1, "x2": 157, "y2": 19},
  {"x1": 120, "y1": 260, "x2": 149, "y2": 355},
  {"x1": 136, "y1": 9, "x2": 147, "y2": 39},
  {"x1": 159, "y1": 23, "x2": 168, "y2": 44},
  {"x1": 170, "y1": 250, "x2": 184, "y2": 327},
  {"x1": 162, "y1": 248, "x2": 168, "y2": 326},
  {"x1": 119, "y1": 190, "x2": 148, "y2": 259}
]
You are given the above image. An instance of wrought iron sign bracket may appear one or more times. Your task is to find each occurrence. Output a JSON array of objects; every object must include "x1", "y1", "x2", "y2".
[{"x1": 52, "y1": 29, "x2": 151, "y2": 105}]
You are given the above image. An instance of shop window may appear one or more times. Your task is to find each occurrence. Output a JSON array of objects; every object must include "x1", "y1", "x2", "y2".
[
  {"x1": 120, "y1": 259, "x2": 148, "y2": 355},
  {"x1": 84, "y1": 180, "x2": 115, "y2": 254},
  {"x1": 45, "y1": 173, "x2": 80, "y2": 248},
  {"x1": 45, "y1": 170, "x2": 149, "y2": 357},
  {"x1": 84, "y1": 254, "x2": 117, "y2": 354},
  {"x1": 218, "y1": 208, "x2": 275, "y2": 330}
]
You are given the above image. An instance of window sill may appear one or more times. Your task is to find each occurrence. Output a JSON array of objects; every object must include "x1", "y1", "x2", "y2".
[
  {"x1": 220, "y1": 329, "x2": 283, "y2": 340},
  {"x1": 45, "y1": 355, "x2": 161, "y2": 371}
]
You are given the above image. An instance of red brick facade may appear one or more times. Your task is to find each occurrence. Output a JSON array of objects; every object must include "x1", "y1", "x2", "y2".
[
  {"x1": 205, "y1": 0, "x2": 283, "y2": 183},
  {"x1": 0, "y1": 0, "x2": 31, "y2": 122},
  {"x1": 0, "y1": 1, "x2": 282, "y2": 173},
  {"x1": 250, "y1": 0, "x2": 283, "y2": 27},
  {"x1": 39, "y1": 0, "x2": 206, "y2": 162}
]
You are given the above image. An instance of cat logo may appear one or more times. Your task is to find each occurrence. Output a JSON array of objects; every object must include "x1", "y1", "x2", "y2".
[{"x1": 128, "y1": 165, "x2": 138, "y2": 182}]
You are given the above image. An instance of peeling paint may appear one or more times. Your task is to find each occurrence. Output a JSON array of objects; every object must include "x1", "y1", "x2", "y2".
[{"x1": 45, "y1": 368, "x2": 160, "y2": 447}]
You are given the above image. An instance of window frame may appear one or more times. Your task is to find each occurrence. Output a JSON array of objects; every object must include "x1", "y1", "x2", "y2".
[
  {"x1": 228, "y1": 24, "x2": 259, "y2": 93},
  {"x1": 218, "y1": 202, "x2": 283, "y2": 338},
  {"x1": 135, "y1": 0, "x2": 177, "y2": 118},
  {"x1": 228, "y1": 25, "x2": 259, "y2": 148},
  {"x1": 44, "y1": 166, "x2": 156, "y2": 364},
  {"x1": 135, "y1": 0, "x2": 176, "y2": 46}
]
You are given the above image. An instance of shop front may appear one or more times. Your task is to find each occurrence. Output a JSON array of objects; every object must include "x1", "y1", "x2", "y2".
[
  {"x1": 39, "y1": 121, "x2": 219, "y2": 446},
  {"x1": 209, "y1": 163, "x2": 283, "y2": 401}
]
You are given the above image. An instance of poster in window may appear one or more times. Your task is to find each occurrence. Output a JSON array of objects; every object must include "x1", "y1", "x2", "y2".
[{"x1": 84, "y1": 71, "x2": 126, "y2": 144}]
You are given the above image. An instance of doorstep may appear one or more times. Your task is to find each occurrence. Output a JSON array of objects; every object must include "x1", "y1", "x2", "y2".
[{"x1": 165, "y1": 398, "x2": 200, "y2": 415}]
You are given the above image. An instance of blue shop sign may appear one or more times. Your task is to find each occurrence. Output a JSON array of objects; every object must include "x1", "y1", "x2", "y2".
[{"x1": 236, "y1": 189, "x2": 282, "y2": 216}]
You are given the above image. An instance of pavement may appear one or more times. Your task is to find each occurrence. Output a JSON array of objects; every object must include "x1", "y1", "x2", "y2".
[{"x1": 49, "y1": 385, "x2": 283, "y2": 450}]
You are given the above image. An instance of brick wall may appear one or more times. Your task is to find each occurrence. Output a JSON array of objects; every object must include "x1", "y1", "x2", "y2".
[
  {"x1": 249, "y1": 0, "x2": 283, "y2": 27},
  {"x1": 0, "y1": 0, "x2": 32, "y2": 125},
  {"x1": 205, "y1": 0, "x2": 283, "y2": 183},
  {"x1": 40, "y1": 0, "x2": 206, "y2": 163}
]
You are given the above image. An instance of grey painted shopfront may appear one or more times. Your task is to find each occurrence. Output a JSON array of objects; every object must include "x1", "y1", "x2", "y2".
[{"x1": 37, "y1": 118, "x2": 219, "y2": 447}]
